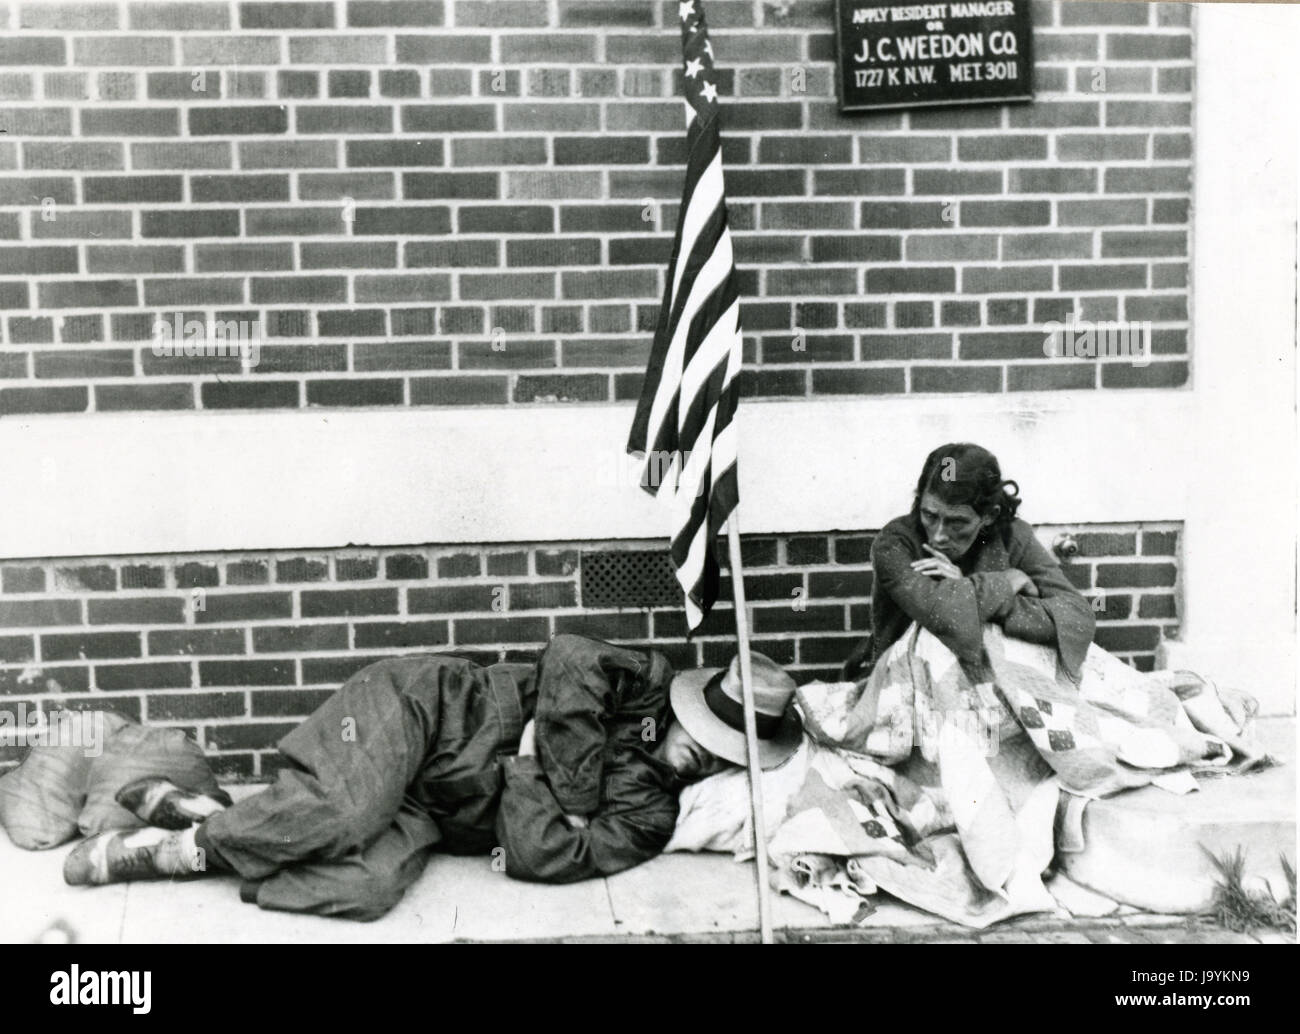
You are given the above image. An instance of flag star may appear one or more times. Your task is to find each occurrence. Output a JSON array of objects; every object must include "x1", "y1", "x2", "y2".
[
  {"x1": 679, "y1": 1, "x2": 695, "y2": 21},
  {"x1": 700, "y1": 79, "x2": 718, "y2": 103},
  {"x1": 684, "y1": 57, "x2": 704, "y2": 79},
  {"x1": 703, "y1": 39, "x2": 714, "y2": 58}
]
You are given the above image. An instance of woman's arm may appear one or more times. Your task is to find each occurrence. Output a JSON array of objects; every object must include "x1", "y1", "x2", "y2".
[
  {"x1": 982, "y1": 528, "x2": 1096, "y2": 676},
  {"x1": 872, "y1": 528, "x2": 988, "y2": 665}
]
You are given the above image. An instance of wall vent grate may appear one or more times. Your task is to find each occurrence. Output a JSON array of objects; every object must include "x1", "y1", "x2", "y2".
[{"x1": 581, "y1": 549, "x2": 681, "y2": 608}]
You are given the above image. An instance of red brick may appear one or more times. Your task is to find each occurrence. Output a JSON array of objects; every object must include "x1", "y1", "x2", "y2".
[
  {"x1": 345, "y1": 138, "x2": 444, "y2": 168},
  {"x1": 0, "y1": 246, "x2": 77, "y2": 274},
  {"x1": 395, "y1": 35, "x2": 491, "y2": 63},
  {"x1": 1007, "y1": 364, "x2": 1096, "y2": 391},
  {"x1": 452, "y1": 616, "x2": 549, "y2": 646},
  {"x1": 0, "y1": 664, "x2": 87, "y2": 695},
  {"x1": 300, "y1": 654, "x2": 393, "y2": 684},
  {"x1": 77, "y1": 108, "x2": 177, "y2": 139},
  {"x1": 0, "y1": 386, "x2": 87, "y2": 415},
  {"x1": 226, "y1": 561, "x2": 270, "y2": 585},
  {"x1": 509, "y1": 582, "x2": 577, "y2": 610},
  {"x1": 1101, "y1": 362, "x2": 1188, "y2": 389},
  {"x1": 404, "y1": 172, "x2": 499, "y2": 201},
  {"x1": 252, "y1": 625, "x2": 348, "y2": 652},
  {"x1": 195, "y1": 591, "x2": 293, "y2": 623},
  {"x1": 553, "y1": 613, "x2": 649, "y2": 640},
  {"x1": 250, "y1": 688, "x2": 335, "y2": 717},
  {"x1": 1105, "y1": 166, "x2": 1190, "y2": 194},
  {"x1": 298, "y1": 172, "x2": 393, "y2": 201},
  {"x1": 481, "y1": 552, "x2": 526, "y2": 577},
  {"x1": 0, "y1": 566, "x2": 44, "y2": 593},
  {"x1": 0, "y1": 635, "x2": 36, "y2": 663},
  {"x1": 241, "y1": 1, "x2": 334, "y2": 27},
  {"x1": 1059, "y1": 264, "x2": 1148, "y2": 291},
  {"x1": 25, "y1": 3, "x2": 120, "y2": 29},
  {"x1": 300, "y1": 588, "x2": 398, "y2": 618},
  {"x1": 350, "y1": 342, "x2": 449, "y2": 372},
  {"x1": 1008, "y1": 102, "x2": 1101, "y2": 129},
  {"x1": 0, "y1": 38, "x2": 67, "y2": 65},
  {"x1": 41, "y1": 632, "x2": 138, "y2": 663},
  {"x1": 305, "y1": 379, "x2": 403, "y2": 407},
  {"x1": 355, "y1": 616, "x2": 455, "y2": 649},
  {"x1": 458, "y1": 205, "x2": 554, "y2": 235},
  {"x1": 34, "y1": 350, "x2": 133, "y2": 380},
  {"x1": 97, "y1": 384, "x2": 191, "y2": 413},
  {"x1": 911, "y1": 366, "x2": 1001, "y2": 394},
  {"x1": 147, "y1": 691, "x2": 246, "y2": 721},
  {"x1": 1141, "y1": 531, "x2": 1178, "y2": 556},
  {"x1": 757, "y1": 136, "x2": 851, "y2": 164},
  {"x1": 767, "y1": 268, "x2": 854, "y2": 295},
  {"x1": 199, "y1": 659, "x2": 295, "y2": 686},
  {"x1": 54, "y1": 566, "x2": 115, "y2": 593},
  {"x1": 95, "y1": 661, "x2": 191, "y2": 690},
  {"x1": 1096, "y1": 562, "x2": 1177, "y2": 589},
  {"x1": 289, "y1": 36, "x2": 386, "y2": 63},
  {"x1": 514, "y1": 374, "x2": 607, "y2": 402},
  {"x1": 455, "y1": 1, "x2": 547, "y2": 26},
  {"x1": 348, "y1": 1, "x2": 444, "y2": 26},
  {"x1": 410, "y1": 375, "x2": 508, "y2": 405},
  {"x1": 1137, "y1": 594, "x2": 1177, "y2": 619},
  {"x1": 811, "y1": 368, "x2": 905, "y2": 395},
  {"x1": 247, "y1": 278, "x2": 346, "y2": 306},
  {"x1": 1101, "y1": 231, "x2": 1187, "y2": 258},
  {"x1": 208, "y1": 723, "x2": 296, "y2": 751},
  {"x1": 87, "y1": 597, "x2": 186, "y2": 625},
  {"x1": 148, "y1": 629, "x2": 246, "y2": 656}
]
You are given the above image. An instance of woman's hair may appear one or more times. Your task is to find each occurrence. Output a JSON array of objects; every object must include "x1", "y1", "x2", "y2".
[{"x1": 910, "y1": 442, "x2": 1021, "y2": 542}]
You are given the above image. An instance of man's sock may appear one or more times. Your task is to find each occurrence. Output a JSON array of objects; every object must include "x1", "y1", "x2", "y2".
[{"x1": 116, "y1": 777, "x2": 233, "y2": 829}]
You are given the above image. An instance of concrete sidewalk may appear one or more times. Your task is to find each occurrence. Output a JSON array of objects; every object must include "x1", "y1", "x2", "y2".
[{"x1": 3, "y1": 720, "x2": 1293, "y2": 945}]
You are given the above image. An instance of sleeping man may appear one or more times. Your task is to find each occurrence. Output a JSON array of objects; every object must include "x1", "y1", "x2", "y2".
[{"x1": 63, "y1": 633, "x2": 802, "y2": 921}]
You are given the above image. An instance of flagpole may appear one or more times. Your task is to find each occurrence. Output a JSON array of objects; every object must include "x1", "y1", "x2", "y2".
[{"x1": 725, "y1": 515, "x2": 775, "y2": 945}]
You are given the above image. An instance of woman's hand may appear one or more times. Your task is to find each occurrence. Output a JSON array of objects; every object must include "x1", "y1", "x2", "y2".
[
  {"x1": 1008, "y1": 569, "x2": 1041, "y2": 597},
  {"x1": 911, "y1": 544, "x2": 962, "y2": 580}
]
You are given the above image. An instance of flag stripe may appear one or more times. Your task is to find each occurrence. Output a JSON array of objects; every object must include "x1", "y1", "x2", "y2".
[{"x1": 626, "y1": 0, "x2": 742, "y2": 635}]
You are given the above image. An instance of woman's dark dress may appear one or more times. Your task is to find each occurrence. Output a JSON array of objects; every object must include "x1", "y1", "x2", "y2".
[{"x1": 868, "y1": 514, "x2": 1096, "y2": 681}]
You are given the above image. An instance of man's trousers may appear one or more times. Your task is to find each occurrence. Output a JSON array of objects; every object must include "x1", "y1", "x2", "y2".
[{"x1": 193, "y1": 654, "x2": 533, "y2": 921}]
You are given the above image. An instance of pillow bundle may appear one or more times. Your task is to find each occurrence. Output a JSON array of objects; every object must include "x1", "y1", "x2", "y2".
[{"x1": 0, "y1": 712, "x2": 222, "y2": 850}]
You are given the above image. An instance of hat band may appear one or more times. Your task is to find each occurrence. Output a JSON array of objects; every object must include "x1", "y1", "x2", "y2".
[{"x1": 703, "y1": 671, "x2": 783, "y2": 739}]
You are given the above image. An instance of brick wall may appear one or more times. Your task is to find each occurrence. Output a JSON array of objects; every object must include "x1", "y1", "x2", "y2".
[
  {"x1": 0, "y1": 522, "x2": 1181, "y2": 779},
  {"x1": 0, "y1": 0, "x2": 1193, "y2": 416}
]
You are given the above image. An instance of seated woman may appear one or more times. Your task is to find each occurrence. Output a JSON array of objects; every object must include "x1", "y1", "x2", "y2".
[
  {"x1": 829, "y1": 441, "x2": 1261, "y2": 775},
  {"x1": 866, "y1": 441, "x2": 1095, "y2": 683}
]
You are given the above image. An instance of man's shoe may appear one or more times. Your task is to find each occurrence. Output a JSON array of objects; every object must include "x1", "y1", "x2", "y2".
[
  {"x1": 63, "y1": 828, "x2": 194, "y2": 886},
  {"x1": 115, "y1": 777, "x2": 232, "y2": 829}
]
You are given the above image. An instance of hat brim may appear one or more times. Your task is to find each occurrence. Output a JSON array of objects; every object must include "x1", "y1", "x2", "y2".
[{"x1": 669, "y1": 668, "x2": 803, "y2": 770}]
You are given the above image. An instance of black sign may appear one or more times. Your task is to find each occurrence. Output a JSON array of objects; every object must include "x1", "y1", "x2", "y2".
[{"x1": 835, "y1": 0, "x2": 1034, "y2": 112}]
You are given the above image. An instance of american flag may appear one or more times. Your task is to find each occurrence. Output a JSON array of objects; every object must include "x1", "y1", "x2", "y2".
[{"x1": 626, "y1": 0, "x2": 742, "y2": 634}]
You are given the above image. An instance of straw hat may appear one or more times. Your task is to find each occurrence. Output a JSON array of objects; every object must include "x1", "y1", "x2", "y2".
[{"x1": 669, "y1": 651, "x2": 803, "y2": 769}]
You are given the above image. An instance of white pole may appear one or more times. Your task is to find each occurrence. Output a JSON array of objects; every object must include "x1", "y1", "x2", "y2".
[{"x1": 725, "y1": 516, "x2": 775, "y2": 945}]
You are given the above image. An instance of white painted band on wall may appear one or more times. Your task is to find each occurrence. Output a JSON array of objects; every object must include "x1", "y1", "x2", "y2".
[{"x1": 0, "y1": 389, "x2": 1196, "y2": 559}]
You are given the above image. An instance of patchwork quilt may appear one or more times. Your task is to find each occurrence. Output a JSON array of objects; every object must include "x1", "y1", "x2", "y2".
[{"x1": 670, "y1": 622, "x2": 1267, "y2": 928}]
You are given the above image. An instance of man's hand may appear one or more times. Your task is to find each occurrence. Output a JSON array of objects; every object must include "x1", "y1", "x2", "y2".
[
  {"x1": 911, "y1": 544, "x2": 962, "y2": 580},
  {"x1": 518, "y1": 719, "x2": 537, "y2": 757}
]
